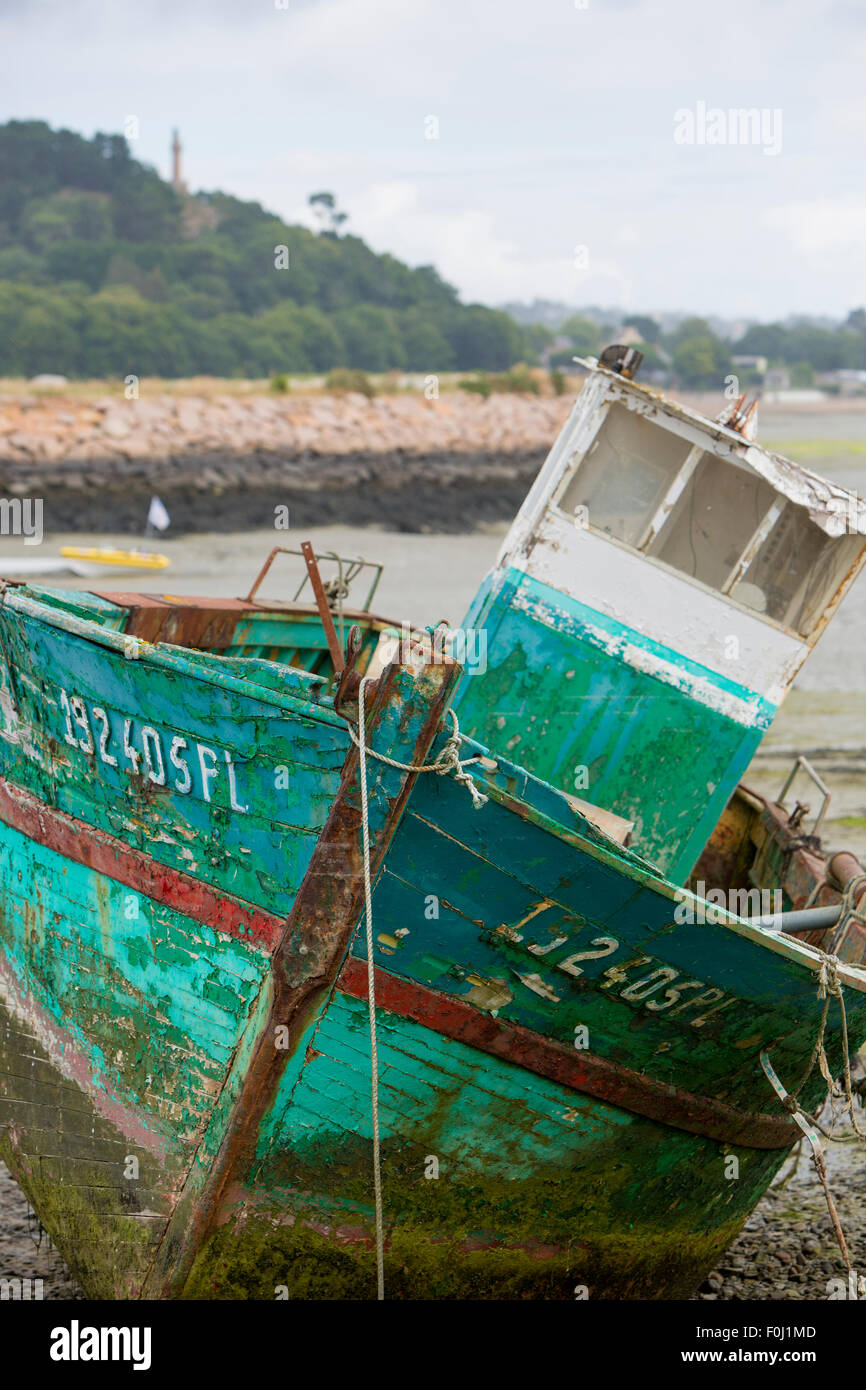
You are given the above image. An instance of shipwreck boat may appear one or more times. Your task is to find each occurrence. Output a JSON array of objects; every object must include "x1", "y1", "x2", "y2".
[
  {"x1": 1, "y1": 365, "x2": 866, "y2": 1300},
  {"x1": 456, "y1": 346, "x2": 866, "y2": 880}
]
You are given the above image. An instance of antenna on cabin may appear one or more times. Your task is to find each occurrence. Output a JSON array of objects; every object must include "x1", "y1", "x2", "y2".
[
  {"x1": 717, "y1": 393, "x2": 759, "y2": 441},
  {"x1": 598, "y1": 344, "x2": 644, "y2": 379}
]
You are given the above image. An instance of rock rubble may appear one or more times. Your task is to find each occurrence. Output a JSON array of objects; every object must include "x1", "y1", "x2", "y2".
[{"x1": 0, "y1": 391, "x2": 573, "y2": 533}]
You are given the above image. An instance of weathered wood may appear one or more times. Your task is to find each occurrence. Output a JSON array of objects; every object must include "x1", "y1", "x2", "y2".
[{"x1": 142, "y1": 655, "x2": 462, "y2": 1297}]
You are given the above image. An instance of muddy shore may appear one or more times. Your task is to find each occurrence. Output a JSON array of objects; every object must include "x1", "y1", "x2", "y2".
[
  {"x1": 2, "y1": 1128, "x2": 862, "y2": 1301},
  {"x1": 0, "y1": 447, "x2": 549, "y2": 535}
]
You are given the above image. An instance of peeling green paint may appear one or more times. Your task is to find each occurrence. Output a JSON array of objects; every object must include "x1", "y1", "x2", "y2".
[{"x1": 455, "y1": 567, "x2": 772, "y2": 881}]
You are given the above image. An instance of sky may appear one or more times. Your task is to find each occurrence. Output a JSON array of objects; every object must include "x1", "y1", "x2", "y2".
[{"x1": 3, "y1": 0, "x2": 866, "y2": 322}]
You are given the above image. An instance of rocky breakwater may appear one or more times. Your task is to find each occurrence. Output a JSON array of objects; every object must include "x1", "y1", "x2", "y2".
[{"x1": 0, "y1": 390, "x2": 575, "y2": 534}]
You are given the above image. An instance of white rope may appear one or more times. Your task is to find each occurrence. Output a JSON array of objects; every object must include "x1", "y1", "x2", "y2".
[
  {"x1": 760, "y1": 1049, "x2": 852, "y2": 1268},
  {"x1": 350, "y1": 680, "x2": 490, "y2": 1300},
  {"x1": 357, "y1": 674, "x2": 385, "y2": 1300},
  {"x1": 758, "y1": 946, "x2": 866, "y2": 1270},
  {"x1": 345, "y1": 706, "x2": 489, "y2": 810}
]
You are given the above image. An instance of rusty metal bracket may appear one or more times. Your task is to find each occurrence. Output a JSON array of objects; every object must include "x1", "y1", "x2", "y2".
[
  {"x1": 778, "y1": 756, "x2": 831, "y2": 839},
  {"x1": 244, "y1": 546, "x2": 295, "y2": 603},
  {"x1": 244, "y1": 545, "x2": 383, "y2": 611},
  {"x1": 334, "y1": 624, "x2": 364, "y2": 721},
  {"x1": 300, "y1": 542, "x2": 345, "y2": 675}
]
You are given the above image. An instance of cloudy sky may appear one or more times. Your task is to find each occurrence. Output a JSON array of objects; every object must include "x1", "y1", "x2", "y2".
[{"x1": 3, "y1": 0, "x2": 865, "y2": 320}]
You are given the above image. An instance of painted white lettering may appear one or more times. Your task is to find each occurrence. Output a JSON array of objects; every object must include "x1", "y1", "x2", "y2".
[
  {"x1": 224, "y1": 750, "x2": 248, "y2": 813},
  {"x1": 169, "y1": 736, "x2": 192, "y2": 794},
  {"x1": 141, "y1": 726, "x2": 166, "y2": 785},
  {"x1": 123, "y1": 719, "x2": 141, "y2": 773},
  {"x1": 197, "y1": 744, "x2": 219, "y2": 802},
  {"x1": 92, "y1": 707, "x2": 118, "y2": 766}
]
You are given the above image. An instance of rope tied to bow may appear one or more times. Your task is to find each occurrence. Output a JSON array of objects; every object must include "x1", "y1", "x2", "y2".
[
  {"x1": 761, "y1": 943, "x2": 866, "y2": 1273},
  {"x1": 345, "y1": 675, "x2": 490, "y2": 1301},
  {"x1": 838, "y1": 872, "x2": 866, "y2": 930},
  {"x1": 344, "y1": 705, "x2": 489, "y2": 810}
]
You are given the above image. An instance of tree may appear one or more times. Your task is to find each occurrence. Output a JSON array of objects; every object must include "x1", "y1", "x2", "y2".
[
  {"x1": 624, "y1": 314, "x2": 660, "y2": 343},
  {"x1": 16, "y1": 300, "x2": 81, "y2": 374},
  {"x1": 560, "y1": 315, "x2": 602, "y2": 355},
  {"x1": 334, "y1": 305, "x2": 406, "y2": 371},
  {"x1": 672, "y1": 334, "x2": 732, "y2": 389},
  {"x1": 308, "y1": 191, "x2": 348, "y2": 239},
  {"x1": 399, "y1": 308, "x2": 455, "y2": 370},
  {"x1": 667, "y1": 316, "x2": 716, "y2": 349},
  {"x1": 731, "y1": 322, "x2": 787, "y2": 360},
  {"x1": 0, "y1": 248, "x2": 46, "y2": 283},
  {"x1": 521, "y1": 323, "x2": 556, "y2": 364},
  {"x1": 20, "y1": 191, "x2": 113, "y2": 250},
  {"x1": 447, "y1": 305, "x2": 523, "y2": 371},
  {"x1": 43, "y1": 238, "x2": 112, "y2": 292},
  {"x1": 287, "y1": 306, "x2": 345, "y2": 371}
]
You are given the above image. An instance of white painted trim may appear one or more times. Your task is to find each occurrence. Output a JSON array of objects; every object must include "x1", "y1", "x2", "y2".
[
  {"x1": 515, "y1": 515, "x2": 808, "y2": 704},
  {"x1": 495, "y1": 371, "x2": 611, "y2": 569},
  {"x1": 721, "y1": 498, "x2": 785, "y2": 595},
  {"x1": 638, "y1": 443, "x2": 704, "y2": 552}
]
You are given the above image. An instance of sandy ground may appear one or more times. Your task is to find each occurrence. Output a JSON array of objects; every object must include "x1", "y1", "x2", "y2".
[{"x1": 0, "y1": 1161, "x2": 83, "y2": 1299}]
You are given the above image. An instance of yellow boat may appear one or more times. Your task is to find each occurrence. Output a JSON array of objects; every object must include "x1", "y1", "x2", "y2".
[{"x1": 59, "y1": 547, "x2": 170, "y2": 571}]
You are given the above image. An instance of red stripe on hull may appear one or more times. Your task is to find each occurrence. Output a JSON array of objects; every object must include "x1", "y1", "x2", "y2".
[
  {"x1": 0, "y1": 778, "x2": 798, "y2": 1152},
  {"x1": 0, "y1": 778, "x2": 283, "y2": 953},
  {"x1": 337, "y1": 956, "x2": 797, "y2": 1152}
]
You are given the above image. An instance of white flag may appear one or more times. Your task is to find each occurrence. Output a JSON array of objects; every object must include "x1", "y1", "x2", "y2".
[{"x1": 147, "y1": 495, "x2": 170, "y2": 531}]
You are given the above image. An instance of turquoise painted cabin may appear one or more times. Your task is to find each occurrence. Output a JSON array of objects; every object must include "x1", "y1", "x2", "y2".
[{"x1": 454, "y1": 359, "x2": 866, "y2": 881}]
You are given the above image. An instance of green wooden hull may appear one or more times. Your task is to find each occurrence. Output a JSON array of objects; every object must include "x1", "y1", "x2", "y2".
[
  {"x1": 454, "y1": 567, "x2": 771, "y2": 882},
  {"x1": 0, "y1": 585, "x2": 862, "y2": 1299}
]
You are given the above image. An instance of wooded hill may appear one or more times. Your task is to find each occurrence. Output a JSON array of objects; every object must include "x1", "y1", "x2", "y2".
[{"x1": 0, "y1": 121, "x2": 524, "y2": 378}]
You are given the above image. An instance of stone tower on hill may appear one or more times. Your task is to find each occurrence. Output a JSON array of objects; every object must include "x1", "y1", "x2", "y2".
[{"x1": 171, "y1": 129, "x2": 188, "y2": 194}]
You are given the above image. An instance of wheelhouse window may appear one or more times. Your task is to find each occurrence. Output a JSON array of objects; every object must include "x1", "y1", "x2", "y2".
[
  {"x1": 735, "y1": 510, "x2": 861, "y2": 637},
  {"x1": 553, "y1": 396, "x2": 863, "y2": 640},
  {"x1": 651, "y1": 455, "x2": 776, "y2": 592},
  {"x1": 557, "y1": 403, "x2": 692, "y2": 546}
]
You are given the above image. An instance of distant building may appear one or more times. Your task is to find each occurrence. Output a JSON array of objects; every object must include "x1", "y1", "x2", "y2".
[
  {"x1": 815, "y1": 368, "x2": 866, "y2": 395},
  {"x1": 764, "y1": 366, "x2": 791, "y2": 390},
  {"x1": 171, "y1": 129, "x2": 188, "y2": 194},
  {"x1": 762, "y1": 388, "x2": 828, "y2": 405},
  {"x1": 732, "y1": 354, "x2": 768, "y2": 375}
]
